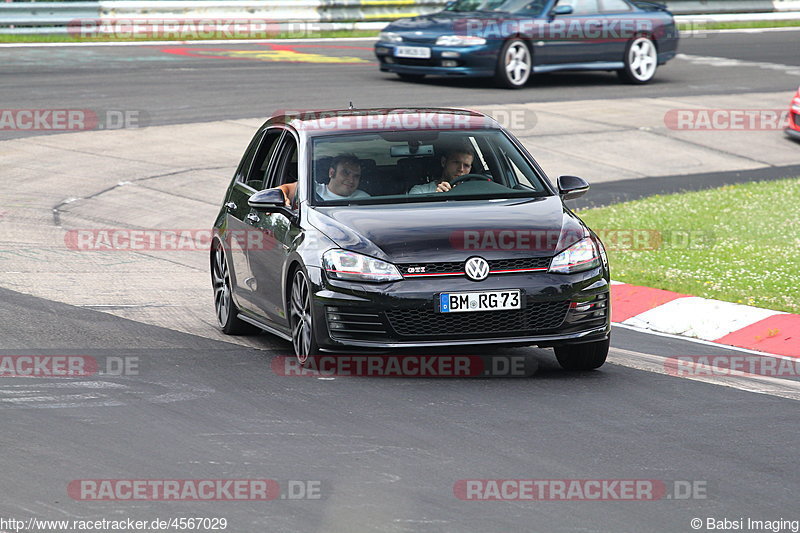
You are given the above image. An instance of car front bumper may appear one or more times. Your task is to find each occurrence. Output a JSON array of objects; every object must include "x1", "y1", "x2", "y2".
[
  {"x1": 306, "y1": 266, "x2": 611, "y2": 350},
  {"x1": 786, "y1": 110, "x2": 800, "y2": 140},
  {"x1": 375, "y1": 42, "x2": 498, "y2": 77}
]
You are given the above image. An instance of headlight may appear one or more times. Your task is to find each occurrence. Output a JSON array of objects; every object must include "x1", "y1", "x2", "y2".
[
  {"x1": 596, "y1": 237, "x2": 608, "y2": 270},
  {"x1": 435, "y1": 35, "x2": 487, "y2": 46},
  {"x1": 792, "y1": 97, "x2": 800, "y2": 113},
  {"x1": 323, "y1": 249, "x2": 402, "y2": 282},
  {"x1": 549, "y1": 238, "x2": 601, "y2": 274},
  {"x1": 379, "y1": 32, "x2": 403, "y2": 43}
]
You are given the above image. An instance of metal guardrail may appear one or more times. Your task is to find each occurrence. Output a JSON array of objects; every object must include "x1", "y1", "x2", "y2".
[{"x1": 1, "y1": 0, "x2": 800, "y2": 35}]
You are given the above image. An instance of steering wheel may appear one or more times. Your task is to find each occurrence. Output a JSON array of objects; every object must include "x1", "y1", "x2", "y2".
[{"x1": 449, "y1": 174, "x2": 492, "y2": 188}]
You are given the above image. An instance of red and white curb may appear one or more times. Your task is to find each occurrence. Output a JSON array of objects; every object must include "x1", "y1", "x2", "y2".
[{"x1": 611, "y1": 281, "x2": 799, "y2": 358}]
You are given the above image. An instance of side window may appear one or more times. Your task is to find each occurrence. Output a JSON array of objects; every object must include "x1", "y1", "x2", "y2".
[
  {"x1": 245, "y1": 129, "x2": 284, "y2": 190},
  {"x1": 559, "y1": 0, "x2": 600, "y2": 15},
  {"x1": 600, "y1": 0, "x2": 632, "y2": 11},
  {"x1": 234, "y1": 131, "x2": 264, "y2": 182},
  {"x1": 266, "y1": 136, "x2": 298, "y2": 190}
]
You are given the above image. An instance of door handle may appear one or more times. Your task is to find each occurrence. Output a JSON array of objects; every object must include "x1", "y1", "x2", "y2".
[
  {"x1": 224, "y1": 201, "x2": 237, "y2": 211},
  {"x1": 246, "y1": 212, "x2": 260, "y2": 224}
]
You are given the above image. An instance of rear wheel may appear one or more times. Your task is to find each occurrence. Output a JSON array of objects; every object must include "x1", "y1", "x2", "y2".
[
  {"x1": 289, "y1": 268, "x2": 320, "y2": 365},
  {"x1": 211, "y1": 242, "x2": 258, "y2": 335},
  {"x1": 554, "y1": 337, "x2": 610, "y2": 370},
  {"x1": 495, "y1": 39, "x2": 532, "y2": 89},
  {"x1": 617, "y1": 36, "x2": 657, "y2": 84}
]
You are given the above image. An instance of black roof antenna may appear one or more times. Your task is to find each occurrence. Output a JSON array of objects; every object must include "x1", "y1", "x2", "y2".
[{"x1": 349, "y1": 101, "x2": 354, "y2": 110}]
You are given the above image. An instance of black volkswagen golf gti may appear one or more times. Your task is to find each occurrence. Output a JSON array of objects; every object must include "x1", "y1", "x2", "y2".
[{"x1": 211, "y1": 108, "x2": 611, "y2": 370}]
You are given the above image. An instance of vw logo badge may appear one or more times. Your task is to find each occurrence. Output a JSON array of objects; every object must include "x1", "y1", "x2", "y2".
[{"x1": 464, "y1": 256, "x2": 490, "y2": 281}]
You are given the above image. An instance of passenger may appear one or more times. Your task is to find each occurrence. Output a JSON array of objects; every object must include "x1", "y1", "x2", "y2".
[
  {"x1": 278, "y1": 153, "x2": 370, "y2": 205},
  {"x1": 408, "y1": 143, "x2": 475, "y2": 194}
]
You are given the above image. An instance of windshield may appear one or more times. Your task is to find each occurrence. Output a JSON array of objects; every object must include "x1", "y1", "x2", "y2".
[
  {"x1": 445, "y1": 0, "x2": 549, "y2": 13},
  {"x1": 309, "y1": 130, "x2": 551, "y2": 206}
]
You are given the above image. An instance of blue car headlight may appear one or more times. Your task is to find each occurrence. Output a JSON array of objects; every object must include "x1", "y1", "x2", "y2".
[
  {"x1": 435, "y1": 35, "x2": 487, "y2": 46},
  {"x1": 379, "y1": 32, "x2": 403, "y2": 43},
  {"x1": 549, "y1": 238, "x2": 601, "y2": 274},
  {"x1": 323, "y1": 249, "x2": 403, "y2": 282}
]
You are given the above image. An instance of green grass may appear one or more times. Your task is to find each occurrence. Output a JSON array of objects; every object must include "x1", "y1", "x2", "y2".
[
  {"x1": 677, "y1": 19, "x2": 800, "y2": 31},
  {"x1": 0, "y1": 29, "x2": 380, "y2": 44},
  {"x1": 577, "y1": 178, "x2": 800, "y2": 314}
]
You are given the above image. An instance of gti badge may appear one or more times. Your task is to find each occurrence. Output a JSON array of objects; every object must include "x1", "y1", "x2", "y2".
[
  {"x1": 464, "y1": 256, "x2": 489, "y2": 281},
  {"x1": 407, "y1": 266, "x2": 426, "y2": 273}
]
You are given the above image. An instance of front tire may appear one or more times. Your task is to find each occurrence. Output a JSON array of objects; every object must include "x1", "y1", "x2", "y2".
[
  {"x1": 495, "y1": 39, "x2": 532, "y2": 89},
  {"x1": 289, "y1": 268, "x2": 320, "y2": 365},
  {"x1": 554, "y1": 337, "x2": 610, "y2": 370},
  {"x1": 211, "y1": 242, "x2": 258, "y2": 335},
  {"x1": 617, "y1": 36, "x2": 657, "y2": 84}
]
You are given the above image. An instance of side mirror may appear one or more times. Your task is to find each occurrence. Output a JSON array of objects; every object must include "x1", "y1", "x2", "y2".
[
  {"x1": 557, "y1": 175, "x2": 589, "y2": 200},
  {"x1": 248, "y1": 188, "x2": 286, "y2": 210},
  {"x1": 550, "y1": 5, "x2": 574, "y2": 16}
]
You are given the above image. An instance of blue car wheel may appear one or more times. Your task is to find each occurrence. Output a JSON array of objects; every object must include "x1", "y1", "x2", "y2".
[{"x1": 495, "y1": 39, "x2": 532, "y2": 89}]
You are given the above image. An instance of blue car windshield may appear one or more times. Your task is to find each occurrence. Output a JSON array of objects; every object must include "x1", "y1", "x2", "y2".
[
  {"x1": 445, "y1": 0, "x2": 548, "y2": 14},
  {"x1": 309, "y1": 129, "x2": 551, "y2": 206}
]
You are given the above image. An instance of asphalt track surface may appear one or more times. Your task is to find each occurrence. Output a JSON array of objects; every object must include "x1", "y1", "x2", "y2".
[
  {"x1": 2, "y1": 287, "x2": 799, "y2": 532},
  {"x1": 2, "y1": 29, "x2": 800, "y2": 533},
  {"x1": 1, "y1": 30, "x2": 799, "y2": 139}
]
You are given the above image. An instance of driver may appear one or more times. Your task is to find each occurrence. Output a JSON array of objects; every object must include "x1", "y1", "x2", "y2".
[{"x1": 408, "y1": 143, "x2": 475, "y2": 194}]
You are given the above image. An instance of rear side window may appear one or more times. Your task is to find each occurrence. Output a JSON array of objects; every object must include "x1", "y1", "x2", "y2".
[
  {"x1": 559, "y1": 0, "x2": 600, "y2": 15},
  {"x1": 245, "y1": 130, "x2": 284, "y2": 190},
  {"x1": 601, "y1": 0, "x2": 632, "y2": 12}
]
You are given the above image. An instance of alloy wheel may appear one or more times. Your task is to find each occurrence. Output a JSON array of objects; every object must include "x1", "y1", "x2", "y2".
[{"x1": 290, "y1": 269, "x2": 313, "y2": 364}]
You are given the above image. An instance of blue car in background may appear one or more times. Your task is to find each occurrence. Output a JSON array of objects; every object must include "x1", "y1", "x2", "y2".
[{"x1": 375, "y1": 0, "x2": 679, "y2": 88}]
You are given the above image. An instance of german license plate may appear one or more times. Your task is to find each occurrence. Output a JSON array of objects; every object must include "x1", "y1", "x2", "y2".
[
  {"x1": 439, "y1": 290, "x2": 522, "y2": 313},
  {"x1": 395, "y1": 46, "x2": 431, "y2": 59}
]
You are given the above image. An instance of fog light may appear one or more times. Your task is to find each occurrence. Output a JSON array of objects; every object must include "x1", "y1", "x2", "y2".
[
  {"x1": 329, "y1": 322, "x2": 345, "y2": 330},
  {"x1": 328, "y1": 314, "x2": 341, "y2": 321},
  {"x1": 376, "y1": 47, "x2": 390, "y2": 55},
  {"x1": 385, "y1": 57, "x2": 395, "y2": 64},
  {"x1": 570, "y1": 302, "x2": 594, "y2": 312},
  {"x1": 441, "y1": 51, "x2": 460, "y2": 58},
  {"x1": 441, "y1": 60, "x2": 458, "y2": 67}
]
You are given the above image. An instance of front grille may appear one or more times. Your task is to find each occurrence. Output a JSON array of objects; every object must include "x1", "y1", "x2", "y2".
[
  {"x1": 326, "y1": 306, "x2": 387, "y2": 340},
  {"x1": 386, "y1": 301, "x2": 569, "y2": 338},
  {"x1": 399, "y1": 36, "x2": 437, "y2": 45},
  {"x1": 795, "y1": 113, "x2": 800, "y2": 127},
  {"x1": 399, "y1": 257, "x2": 551, "y2": 277}
]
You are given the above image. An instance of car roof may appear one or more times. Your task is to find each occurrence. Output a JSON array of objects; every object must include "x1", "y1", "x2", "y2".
[{"x1": 263, "y1": 107, "x2": 503, "y2": 136}]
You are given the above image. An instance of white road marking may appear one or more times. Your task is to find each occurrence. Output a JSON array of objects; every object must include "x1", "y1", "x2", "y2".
[
  {"x1": 609, "y1": 347, "x2": 800, "y2": 402},
  {"x1": 678, "y1": 53, "x2": 800, "y2": 76}
]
